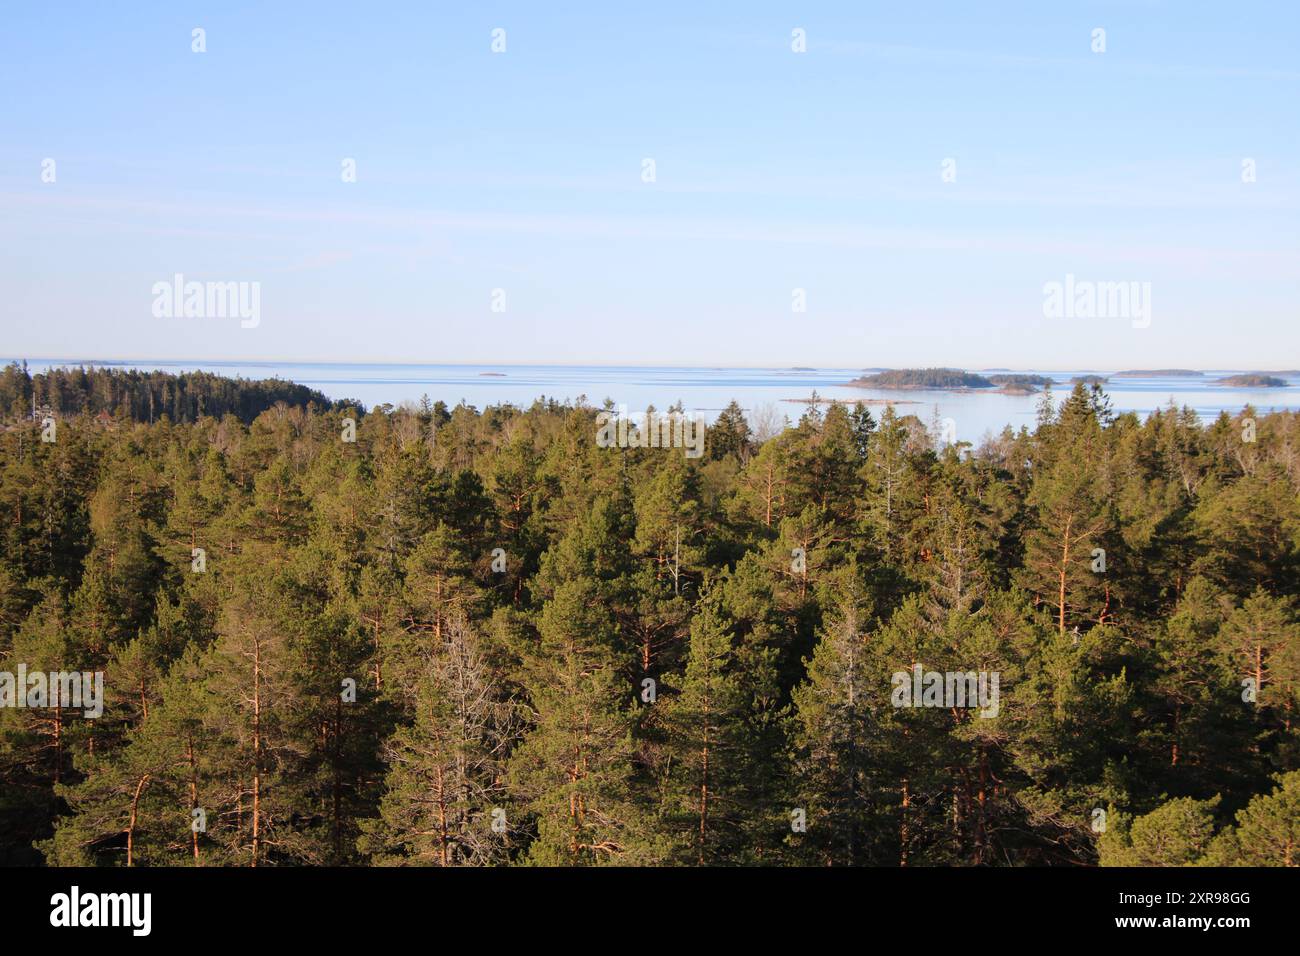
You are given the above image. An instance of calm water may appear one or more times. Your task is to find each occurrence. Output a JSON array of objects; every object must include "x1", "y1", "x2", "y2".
[{"x1": 16, "y1": 359, "x2": 1300, "y2": 443}]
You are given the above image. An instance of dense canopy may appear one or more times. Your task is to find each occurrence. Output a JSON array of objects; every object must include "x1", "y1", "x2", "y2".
[{"x1": 1, "y1": 376, "x2": 1297, "y2": 867}]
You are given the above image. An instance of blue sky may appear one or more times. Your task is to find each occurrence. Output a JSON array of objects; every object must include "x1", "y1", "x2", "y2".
[{"x1": 1, "y1": 1, "x2": 1297, "y2": 368}]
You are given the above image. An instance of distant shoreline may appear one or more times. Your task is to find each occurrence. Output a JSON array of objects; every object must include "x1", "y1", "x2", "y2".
[
  {"x1": 843, "y1": 366, "x2": 1300, "y2": 396},
  {"x1": 8, "y1": 358, "x2": 1300, "y2": 376}
]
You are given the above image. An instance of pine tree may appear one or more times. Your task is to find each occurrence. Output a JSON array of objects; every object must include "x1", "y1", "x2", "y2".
[
  {"x1": 508, "y1": 579, "x2": 657, "y2": 865},
  {"x1": 1203, "y1": 770, "x2": 1300, "y2": 866},
  {"x1": 360, "y1": 614, "x2": 516, "y2": 865},
  {"x1": 1098, "y1": 796, "x2": 1219, "y2": 866},
  {"x1": 708, "y1": 401, "x2": 753, "y2": 463},
  {"x1": 658, "y1": 603, "x2": 747, "y2": 863},
  {"x1": 789, "y1": 593, "x2": 890, "y2": 864},
  {"x1": 1018, "y1": 386, "x2": 1115, "y2": 635},
  {"x1": 1218, "y1": 589, "x2": 1300, "y2": 764},
  {"x1": 201, "y1": 588, "x2": 319, "y2": 865}
]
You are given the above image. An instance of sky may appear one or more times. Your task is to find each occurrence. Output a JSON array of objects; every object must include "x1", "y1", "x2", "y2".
[{"x1": 1, "y1": 1, "x2": 1297, "y2": 369}]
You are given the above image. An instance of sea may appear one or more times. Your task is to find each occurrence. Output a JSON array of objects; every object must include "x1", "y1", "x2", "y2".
[{"x1": 13, "y1": 360, "x2": 1300, "y2": 444}]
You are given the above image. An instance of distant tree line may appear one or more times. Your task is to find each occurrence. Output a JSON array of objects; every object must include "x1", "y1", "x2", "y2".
[
  {"x1": 988, "y1": 374, "x2": 1054, "y2": 389},
  {"x1": 0, "y1": 362, "x2": 348, "y2": 425},
  {"x1": 1217, "y1": 374, "x2": 1287, "y2": 388},
  {"x1": 853, "y1": 368, "x2": 995, "y2": 389}
]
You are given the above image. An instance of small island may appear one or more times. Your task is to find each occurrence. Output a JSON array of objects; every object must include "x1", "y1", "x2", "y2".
[
  {"x1": 1216, "y1": 374, "x2": 1287, "y2": 388},
  {"x1": 784, "y1": 396, "x2": 917, "y2": 406},
  {"x1": 1072, "y1": 375, "x2": 1109, "y2": 385},
  {"x1": 988, "y1": 374, "x2": 1053, "y2": 394},
  {"x1": 478, "y1": 372, "x2": 507, "y2": 377},
  {"x1": 849, "y1": 368, "x2": 995, "y2": 390}
]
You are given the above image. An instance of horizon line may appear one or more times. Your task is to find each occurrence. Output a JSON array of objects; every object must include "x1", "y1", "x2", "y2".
[{"x1": 8, "y1": 357, "x2": 1299, "y2": 376}]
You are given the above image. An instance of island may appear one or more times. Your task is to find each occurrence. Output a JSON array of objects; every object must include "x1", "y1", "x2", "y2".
[
  {"x1": 848, "y1": 368, "x2": 994, "y2": 390},
  {"x1": 987, "y1": 374, "x2": 1053, "y2": 394},
  {"x1": 784, "y1": 396, "x2": 918, "y2": 406},
  {"x1": 1072, "y1": 375, "x2": 1109, "y2": 385},
  {"x1": 1216, "y1": 374, "x2": 1287, "y2": 387}
]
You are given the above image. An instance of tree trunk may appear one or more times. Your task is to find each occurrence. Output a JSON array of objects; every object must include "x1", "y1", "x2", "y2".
[
  {"x1": 900, "y1": 777, "x2": 910, "y2": 867},
  {"x1": 251, "y1": 635, "x2": 262, "y2": 868},
  {"x1": 1057, "y1": 517, "x2": 1072, "y2": 634},
  {"x1": 188, "y1": 735, "x2": 201, "y2": 864},
  {"x1": 127, "y1": 773, "x2": 150, "y2": 867}
]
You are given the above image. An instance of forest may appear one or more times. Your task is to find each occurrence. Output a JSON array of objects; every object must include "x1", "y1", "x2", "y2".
[
  {"x1": 0, "y1": 361, "x2": 343, "y2": 425},
  {"x1": 1, "y1": 364, "x2": 1298, "y2": 867}
]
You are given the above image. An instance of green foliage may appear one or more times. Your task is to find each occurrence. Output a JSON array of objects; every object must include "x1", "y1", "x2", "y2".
[
  {"x1": 853, "y1": 368, "x2": 995, "y2": 389},
  {"x1": 1, "y1": 390, "x2": 1297, "y2": 866},
  {"x1": 2, "y1": 362, "x2": 342, "y2": 425},
  {"x1": 1099, "y1": 796, "x2": 1220, "y2": 866}
]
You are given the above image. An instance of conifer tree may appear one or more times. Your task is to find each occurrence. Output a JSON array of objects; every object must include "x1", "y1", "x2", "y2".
[
  {"x1": 1098, "y1": 796, "x2": 1219, "y2": 866},
  {"x1": 360, "y1": 615, "x2": 516, "y2": 865},
  {"x1": 508, "y1": 579, "x2": 657, "y2": 865},
  {"x1": 658, "y1": 603, "x2": 747, "y2": 863},
  {"x1": 789, "y1": 591, "x2": 890, "y2": 864},
  {"x1": 1203, "y1": 770, "x2": 1300, "y2": 865}
]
